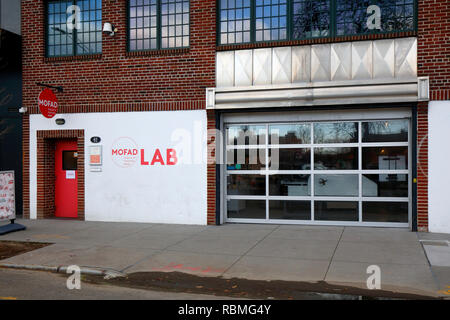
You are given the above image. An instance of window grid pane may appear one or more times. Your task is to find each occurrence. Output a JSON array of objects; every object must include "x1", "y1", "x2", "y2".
[
  {"x1": 218, "y1": 0, "x2": 416, "y2": 45},
  {"x1": 47, "y1": 0, "x2": 102, "y2": 57},
  {"x1": 47, "y1": 0, "x2": 74, "y2": 57},
  {"x1": 161, "y1": 0, "x2": 190, "y2": 49},
  {"x1": 226, "y1": 119, "x2": 409, "y2": 225},
  {"x1": 77, "y1": 0, "x2": 102, "y2": 55},
  {"x1": 220, "y1": 0, "x2": 251, "y2": 45},
  {"x1": 255, "y1": 0, "x2": 288, "y2": 42},
  {"x1": 129, "y1": 0, "x2": 158, "y2": 51},
  {"x1": 336, "y1": 0, "x2": 415, "y2": 36},
  {"x1": 292, "y1": 0, "x2": 330, "y2": 39},
  {"x1": 129, "y1": 0, "x2": 189, "y2": 51}
]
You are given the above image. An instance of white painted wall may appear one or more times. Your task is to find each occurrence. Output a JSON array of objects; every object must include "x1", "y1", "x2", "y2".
[
  {"x1": 29, "y1": 110, "x2": 208, "y2": 225},
  {"x1": 428, "y1": 101, "x2": 450, "y2": 234}
]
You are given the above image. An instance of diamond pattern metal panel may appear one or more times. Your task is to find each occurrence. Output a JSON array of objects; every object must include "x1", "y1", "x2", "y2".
[
  {"x1": 234, "y1": 50, "x2": 253, "y2": 87},
  {"x1": 216, "y1": 51, "x2": 235, "y2": 87},
  {"x1": 292, "y1": 46, "x2": 311, "y2": 83},
  {"x1": 352, "y1": 41, "x2": 373, "y2": 80},
  {"x1": 373, "y1": 39, "x2": 395, "y2": 79},
  {"x1": 331, "y1": 43, "x2": 352, "y2": 81},
  {"x1": 215, "y1": 38, "x2": 417, "y2": 88},
  {"x1": 272, "y1": 47, "x2": 292, "y2": 84},
  {"x1": 311, "y1": 44, "x2": 331, "y2": 82},
  {"x1": 253, "y1": 48, "x2": 272, "y2": 86},
  {"x1": 395, "y1": 38, "x2": 417, "y2": 78}
]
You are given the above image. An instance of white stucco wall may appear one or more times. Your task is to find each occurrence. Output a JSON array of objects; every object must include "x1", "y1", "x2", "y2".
[
  {"x1": 29, "y1": 110, "x2": 208, "y2": 225},
  {"x1": 428, "y1": 101, "x2": 450, "y2": 234}
]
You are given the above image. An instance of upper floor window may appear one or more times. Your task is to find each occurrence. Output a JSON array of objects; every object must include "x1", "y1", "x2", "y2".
[
  {"x1": 46, "y1": 0, "x2": 102, "y2": 57},
  {"x1": 292, "y1": 0, "x2": 330, "y2": 39},
  {"x1": 128, "y1": 0, "x2": 190, "y2": 52},
  {"x1": 219, "y1": 0, "x2": 416, "y2": 45},
  {"x1": 336, "y1": 0, "x2": 415, "y2": 36}
]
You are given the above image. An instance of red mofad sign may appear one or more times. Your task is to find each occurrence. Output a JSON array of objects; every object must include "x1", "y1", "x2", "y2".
[
  {"x1": 111, "y1": 137, "x2": 178, "y2": 168},
  {"x1": 38, "y1": 88, "x2": 59, "y2": 118}
]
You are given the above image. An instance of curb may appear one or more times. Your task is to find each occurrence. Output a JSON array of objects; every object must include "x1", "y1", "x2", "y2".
[{"x1": 0, "y1": 263, "x2": 126, "y2": 279}]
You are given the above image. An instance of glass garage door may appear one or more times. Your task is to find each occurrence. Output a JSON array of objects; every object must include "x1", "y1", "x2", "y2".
[{"x1": 225, "y1": 119, "x2": 410, "y2": 227}]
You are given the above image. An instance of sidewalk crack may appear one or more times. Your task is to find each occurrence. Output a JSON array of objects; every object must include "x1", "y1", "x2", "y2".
[{"x1": 323, "y1": 226, "x2": 345, "y2": 281}]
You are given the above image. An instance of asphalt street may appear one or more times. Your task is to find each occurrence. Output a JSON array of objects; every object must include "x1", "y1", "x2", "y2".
[{"x1": 0, "y1": 268, "x2": 229, "y2": 300}]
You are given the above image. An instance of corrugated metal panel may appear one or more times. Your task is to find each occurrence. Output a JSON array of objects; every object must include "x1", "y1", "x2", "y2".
[
  {"x1": 395, "y1": 38, "x2": 417, "y2": 78},
  {"x1": 311, "y1": 44, "x2": 331, "y2": 82},
  {"x1": 373, "y1": 39, "x2": 395, "y2": 79},
  {"x1": 331, "y1": 43, "x2": 351, "y2": 81},
  {"x1": 352, "y1": 41, "x2": 373, "y2": 80},
  {"x1": 292, "y1": 46, "x2": 311, "y2": 83},
  {"x1": 216, "y1": 51, "x2": 234, "y2": 87},
  {"x1": 234, "y1": 50, "x2": 253, "y2": 87},
  {"x1": 215, "y1": 37, "x2": 417, "y2": 88},
  {"x1": 272, "y1": 47, "x2": 292, "y2": 84},
  {"x1": 253, "y1": 48, "x2": 272, "y2": 85}
]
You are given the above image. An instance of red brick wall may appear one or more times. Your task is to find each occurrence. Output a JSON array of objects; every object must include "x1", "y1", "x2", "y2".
[
  {"x1": 22, "y1": 0, "x2": 217, "y2": 223},
  {"x1": 417, "y1": 0, "x2": 450, "y2": 100},
  {"x1": 416, "y1": 102, "x2": 428, "y2": 231},
  {"x1": 416, "y1": 0, "x2": 450, "y2": 231},
  {"x1": 22, "y1": 0, "x2": 450, "y2": 228},
  {"x1": 22, "y1": 0, "x2": 216, "y2": 110},
  {"x1": 36, "y1": 138, "x2": 55, "y2": 219},
  {"x1": 35, "y1": 130, "x2": 85, "y2": 220},
  {"x1": 206, "y1": 109, "x2": 216, "y2": 225}
]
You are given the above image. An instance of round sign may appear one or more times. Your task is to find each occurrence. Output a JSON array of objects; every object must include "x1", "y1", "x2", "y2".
[
  {"x1": 38, "y1": 88, "x2": 58, "y2": 118},
  {"x1": 111, "y1": 137, "x2": 139, "y2": 168},
  {"x1": 91, "y1": 136, "x2": 101, "y2": 143}
]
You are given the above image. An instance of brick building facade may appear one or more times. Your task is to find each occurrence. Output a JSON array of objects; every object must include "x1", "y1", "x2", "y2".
[{"x1": 20, "y1": 0, "x2": 450, "y2": 232}]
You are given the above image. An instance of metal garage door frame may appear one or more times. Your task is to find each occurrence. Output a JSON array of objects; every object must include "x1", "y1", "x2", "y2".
[{"x1": 220, "y1": 107, "x2": 412, "y2": 228}]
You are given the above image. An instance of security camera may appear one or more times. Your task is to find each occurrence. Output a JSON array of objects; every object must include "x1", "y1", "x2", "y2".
[
  {"x1": 103, "y1": 23, "x2": 117, "y2": 36},
  {"x1": 18, "y1": 107, "x2": 27, "y2": 114}
]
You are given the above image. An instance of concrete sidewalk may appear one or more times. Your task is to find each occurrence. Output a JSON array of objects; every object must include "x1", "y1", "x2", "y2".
[{"x1": 1, "y1": 219, "x2": 449, "y2": 298}]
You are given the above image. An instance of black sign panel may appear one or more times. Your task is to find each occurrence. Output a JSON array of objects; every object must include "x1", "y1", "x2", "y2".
[{"x1": 90, "y1": 136, "x2": 101, "y2": 144}]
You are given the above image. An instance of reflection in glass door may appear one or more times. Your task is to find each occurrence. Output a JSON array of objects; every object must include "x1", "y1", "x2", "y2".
[{"x1": 225, "y1": 119, "x2": 410, "y2": 227}]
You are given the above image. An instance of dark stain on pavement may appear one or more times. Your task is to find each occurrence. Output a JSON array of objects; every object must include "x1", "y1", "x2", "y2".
[
  {"x1": 0, "y1": 241, "x2": 51, "y2": 260},
  {"x1": 83, "y1": 271, "x2": 438, "y2": 300}
]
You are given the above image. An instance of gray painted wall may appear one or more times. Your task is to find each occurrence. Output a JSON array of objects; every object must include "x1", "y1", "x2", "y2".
[{"x1": 0, "y1": 0, "x2": 21, "y2": 35}]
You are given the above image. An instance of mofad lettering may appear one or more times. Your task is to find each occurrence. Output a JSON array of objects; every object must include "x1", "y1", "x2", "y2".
[
  {"x1": 140, "y1": 148, "x2": 178, "y2": 166},
  {"x1": 111, "y1": 148, "x2": 177, "y2": 166},
  {"x1": 111, "y1": 148, "x2": 138, "y2": 156},
  {"x1": 38, "y1": 98, "x2": 58, "y2": 108}
]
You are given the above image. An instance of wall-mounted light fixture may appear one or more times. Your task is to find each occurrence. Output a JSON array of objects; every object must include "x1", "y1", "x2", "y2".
[
  {"x1": 18, "y1": 107, "x2": 27, "y2": 114},
  {"x1": 55, "y1": 118, "x2": 65, "y2": 125},
  {"x1": 103, "y1": 23, "x2": 117, "y2": 36}
]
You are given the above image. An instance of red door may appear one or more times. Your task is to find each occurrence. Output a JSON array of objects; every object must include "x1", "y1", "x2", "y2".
[{"x1": 55, "y1": 140, "x2": 78, "y2": 218}]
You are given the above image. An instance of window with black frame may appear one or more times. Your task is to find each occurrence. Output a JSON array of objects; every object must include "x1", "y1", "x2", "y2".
[
  {"x1": 128, "y1": 0, "x2": 190, "y2": 51},
  {"x1": 218, "y1": 0, "x2": 416, "y2": 45},
  {"x1": 46, "y1": 0, "x2": 102, "y2": 57},
  {"x1": 292, "y1": 0, "x2": 330, "y2": 39},
  {"x1": 336, "y1": 0, "x2": 415, "y2": 36}
]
